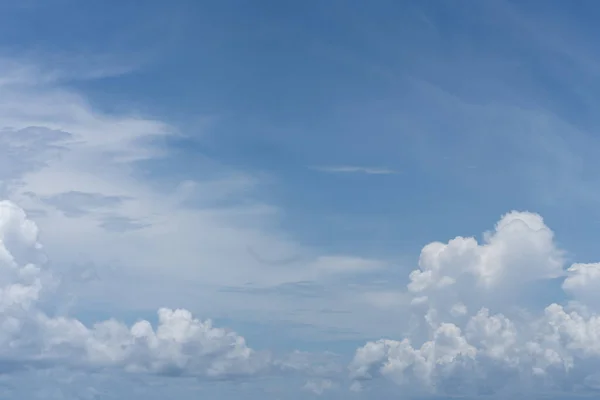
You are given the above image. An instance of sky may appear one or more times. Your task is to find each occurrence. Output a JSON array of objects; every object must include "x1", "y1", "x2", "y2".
[{"x1": 3, "y1": 0, "x2": 600, "y2": 398}]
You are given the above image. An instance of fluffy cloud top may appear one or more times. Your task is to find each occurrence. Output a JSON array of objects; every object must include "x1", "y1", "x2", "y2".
[
  {"x1": 350, "y1": 211, "x2": 600, "y2": 395},
  {"x1": 0, "y1": 200, "x2": 270, "y2": 379}
]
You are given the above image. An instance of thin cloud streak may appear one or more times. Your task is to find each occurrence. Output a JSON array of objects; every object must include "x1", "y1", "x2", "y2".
[{"x1": 311, "y1": 166, "x2": 399, "y2": 175}]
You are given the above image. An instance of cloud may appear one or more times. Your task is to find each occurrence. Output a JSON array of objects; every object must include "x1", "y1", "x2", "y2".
[
  {"x1": 0, "y1": 55, "x2": 139, "y2": 88},
  {"x1": 303, "y1": 379, "x2": 335, "y2": 395},
  {"x1": 361, "y1": 291, "x2": 410, "y2": 309},
  {"x1": 278, "y1": 350, "x2": 343, "y2": 378},
  {"x1": 0, "y1": 58, "x2": 390, "y2": 338},
  {"x1": 349, "y1": 211, "x2": 600, "y2": 396},
  {"x1": 309, "y1": 256, "x2": 386, "y2": 275},
  {"x1": 35, "y1": 191, "x2": 129, "y2": 218},
  {"x1": 0, "y1": 199, "x2": 356, "y2": 395},
  {"x1": 97, "y1": 215, "x2": 149, "y2": 232},
  {"x1": 562, "y1": 263, "x2": 600, "y2": 306},
  {"x1": 0, "y1": 200, "x2": 274, "y2": 379},
  {"x1": 311, "y1": 166, "x2": 399, "y2": 175}
]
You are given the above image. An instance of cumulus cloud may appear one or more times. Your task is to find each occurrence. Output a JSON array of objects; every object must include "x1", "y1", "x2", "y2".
[
  {"x1": 0, "y1": 200, "x2": 270, "y2": 379},
  {"x1": 350, "y1": 211, "x2": 600, "y2": 396},
  {"x1": 562, "y1": 263, "x2": 600, "y2": 306}
]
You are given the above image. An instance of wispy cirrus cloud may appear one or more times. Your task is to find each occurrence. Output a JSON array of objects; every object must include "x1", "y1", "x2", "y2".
[{"x1": 0, "y1": 56, "x2": 397, "y2": 349}]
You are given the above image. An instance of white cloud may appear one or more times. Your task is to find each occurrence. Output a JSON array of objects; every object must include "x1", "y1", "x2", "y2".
[
  {"x1": 0, "y1": 200, "x2": 272, "y2": 379},
  {"x1": 0, "y1": 58, "x2": 388, "y2": 332},
  {"x1": 562, "y1": 263, "x2": 600, "y2": 306},
  {"x1": 350, "y1": 210, "x2": 600, "y2": 395},
  {"x1": 0, "y1": 59, "x2": 366, "y2": 388},
  {"x1": 0, "y1": 199, "x2": 356, "y2": 395},
  {"x1": 406, "y1": 211, "x2": 564, "y2": 322}
]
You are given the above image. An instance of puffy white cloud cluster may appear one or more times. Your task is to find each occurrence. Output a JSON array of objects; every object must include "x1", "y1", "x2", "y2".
[
  {"x1": 0, "y1": 200, "x2": 269, "y2": 379},
  {"x1": 351, "y1": 211, "x2": 600, "y2": 395}
]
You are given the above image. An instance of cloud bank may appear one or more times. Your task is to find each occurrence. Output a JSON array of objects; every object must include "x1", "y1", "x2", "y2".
[
  {"x1": 350, "y1": 211, "x2": 600, "y2": 396},
  {"x1": 10, "y1": 186, "x2": 600, "y2": 396},
  {"x1": 0, "y1": 200, "x2": 271, "y2": 379}
]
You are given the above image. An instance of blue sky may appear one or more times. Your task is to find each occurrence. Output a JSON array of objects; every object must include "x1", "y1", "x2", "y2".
[{"x1": 3, "y1": 0, "x2": 600, "y2": 398}]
